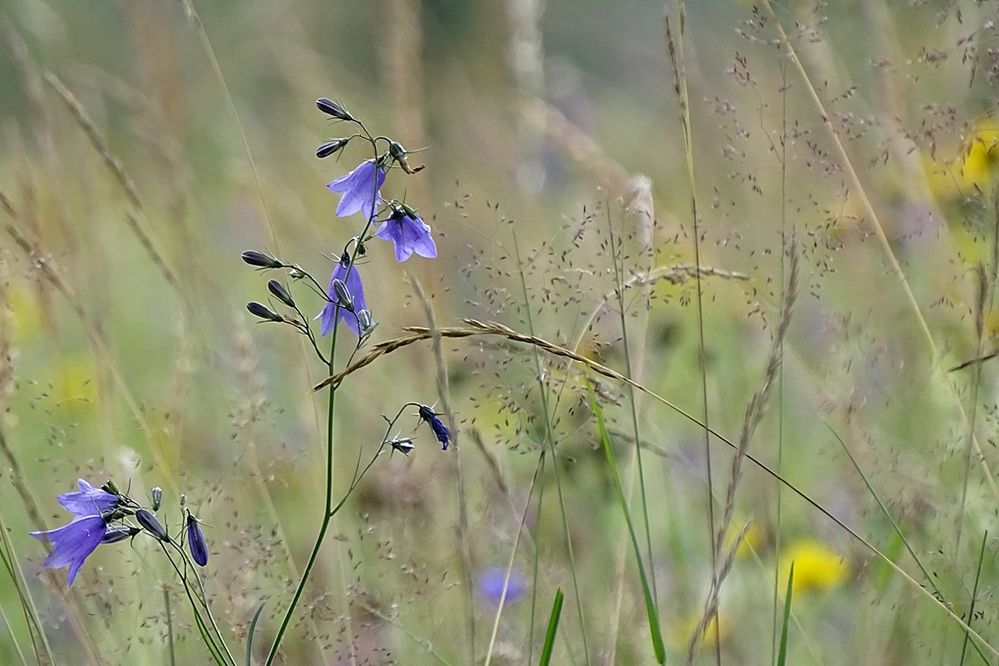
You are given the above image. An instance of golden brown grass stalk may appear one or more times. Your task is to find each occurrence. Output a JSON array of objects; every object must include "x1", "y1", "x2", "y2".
[
  {"x1": 44, "y1": 71, "x2": 188, "y2": 307},
  {"x1": 686, "y1": 240, "x2": 799, "y2": 663}
]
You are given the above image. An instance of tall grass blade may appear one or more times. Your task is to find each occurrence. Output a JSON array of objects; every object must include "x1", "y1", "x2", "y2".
[
  {"x1": 246, "y1": 603, "x2": 266, "y2": 666},
  {"x1": 959, "y1": 531, "x2": 988, "y2": 666},
  {"x1": 540, "y1": 589, "x2": 565, "y2": 666},
  {"x1": 776, "y1": 563, "x2": 794, "y2": 666},
  {"x1": 587, "y1": 383, "x2": 666, "y2": 664}
]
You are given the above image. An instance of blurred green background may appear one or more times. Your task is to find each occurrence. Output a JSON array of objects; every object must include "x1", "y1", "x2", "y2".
[{"x1": 1, "y1": 0, "x2": 997, "y2": 663}]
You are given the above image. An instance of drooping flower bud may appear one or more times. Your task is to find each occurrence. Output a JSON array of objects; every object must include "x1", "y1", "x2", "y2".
[
  {"x1": 316, "y1": 98, "x2": 354, "y2": 122},
  {"x1": 247, "y1": 302, "x2": 284, "y2": 323},
  {"x1": 150, "y1": 487, "x2": 163, "y2": 512},
  {"x1": 136, "y1": 509, "x2": 170, "y2": 542},
  {"x1": 267, "y1": 280, "x2": 296, "y2": 308},
  {"x1": 332, "y1": 279, "x2": 354, "y2": 312},
  {"x1": 241, "y1": 250, "x2": 282, "y2": 269},
  {"x1": 418, "y1": 404, "x2": 451, "y2": 451},
  {"x1": 186, "y1": 512, "x2": 209, "y2": 567},
  {"x1": 316, "y1": 138, "x2": 349, "y2": 159}
]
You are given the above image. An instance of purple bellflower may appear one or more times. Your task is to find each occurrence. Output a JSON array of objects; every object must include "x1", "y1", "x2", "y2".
[
  {"x1": 186, "y1": 512, "x2": 209, "y2": 567},
  {"x1": 30, "y1": 515, "x2": 108, "y2": 586},
  {"x1": 376, "y1": 204, "x2": 438, "y2": 262},
  {"x1": 477, "y1": 567, "x2": 527, "y2": 606},
  {"x1": 57, "y1": 479, "x2": 119, "y2": 517},
  {"x1": 418, "y1": 405, "x2": 450, "y2": 451},
  {"x1": 326, "y1": 159, "x2": 386, "y2": 221},
  {"x1": 317, "y1": 253, "x2": 367, "y2": 337}
]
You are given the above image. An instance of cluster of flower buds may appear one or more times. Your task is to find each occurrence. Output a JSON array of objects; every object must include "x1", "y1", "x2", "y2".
[{"x1": 30, "y1": 479, "x2": 209, "y2": 585}]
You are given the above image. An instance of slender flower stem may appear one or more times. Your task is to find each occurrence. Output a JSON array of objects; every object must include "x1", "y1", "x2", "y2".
[{"x1": 264, "y1": 134, "x2": 381, "y2": 665}]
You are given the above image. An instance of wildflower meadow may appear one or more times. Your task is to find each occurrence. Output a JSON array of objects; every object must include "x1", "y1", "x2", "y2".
[{"x1": 0, "y1": 1, "x2": 997, "y2": 664}]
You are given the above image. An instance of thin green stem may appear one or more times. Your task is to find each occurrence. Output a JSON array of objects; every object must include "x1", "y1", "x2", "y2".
[
  {"x1": 264, "y1": 134, "x2": 381, "y2": 664},
  {"x1": 667, "y1": 5, "x2": 719, "y2": 662},
  {"x1": 264, "y1": 331, "x2": 338, "y2": 666},
  {"x1": 527, "y1": 451, "x2": 547, "y2": 666},
  {"x1": 512, "y1": 230, "x2": 591, "y2": 666},
  {"x1": 164, "y1": 586, "x2": 176, "y2": 666},
  {"x1": 772, "y1": 62, "x2": 789, "y2": 664}
]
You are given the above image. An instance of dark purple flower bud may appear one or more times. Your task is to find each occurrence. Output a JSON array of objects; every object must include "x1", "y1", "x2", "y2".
[
  {"x1": 242, "y1": 250, "x2": 282, "y2": 269},
  {"x1": 267, "y1": 280, "x2": 296, "y2": 308},
  {"x1": 331, "y1": 278, "x2": 354, "y2": 312},
  {"x1": 150, "y1": 487, "x2": 163, "y2": 512},
  {"x1": 418, "y1": 405, "x2": 451, "y2": 451},
  {"x1": 247, "y1": 302, "x2": 284, "y2": 323},
  {"x1": 30, "y1": 516, "x2": 107, "y2": 586},
  {"x1": 101, "y1": 525, "x2": 140, "y2": 544},
  {"x1": 316, "y1": 138, "x2": 349, "y2": 159},
  {"x1": 186, "y1": 513, "x2": 209, "y2": 567},
  {"x1": 135, "y1": 509, "x2": 169, "y2": 542},
  {"x1": 316, "y1": 97, "x2": 354, "y2": 122}
]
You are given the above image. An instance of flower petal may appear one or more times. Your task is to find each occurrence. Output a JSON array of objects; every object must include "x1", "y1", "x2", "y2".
[
  {"x1": 57, "y1": 479, "x2": 118, "y2": 517},
  {"x1": 31, "y1": 516, "x2": 106, "y2": 586}
]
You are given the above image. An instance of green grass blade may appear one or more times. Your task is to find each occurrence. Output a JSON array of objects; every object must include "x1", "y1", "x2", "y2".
[
  {"x1": 246, "y1": 603, "x2": 266, "y2": 665},
  {"x1": 776, "y1": 563, "x2": 794, "y2": 666},
  {"x1": 539, "y1": 588, "x2": 565, "y2": 666},
  {"x1": 959, "y1": 531, "x2": 988, "y2": 665},
  {"x1": 587, "y1": 383, "x2": 666, "y2": 663}
]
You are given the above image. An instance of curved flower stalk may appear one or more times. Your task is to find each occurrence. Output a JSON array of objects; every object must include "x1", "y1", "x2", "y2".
[{"x1": 241, "y1": 98, "x2": 451, "y2": 666}]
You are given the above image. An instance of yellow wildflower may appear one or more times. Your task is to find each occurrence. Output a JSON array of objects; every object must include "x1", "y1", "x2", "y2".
[
  {"x1": 50, "y1": 355, "x2": 98, "y2": 409},
  {"x1": 779, "y1": 538, "x2": 850, "y2": 596},
  {"x1": 671, "y1": 611, "x2": 728, "y2": 649}
]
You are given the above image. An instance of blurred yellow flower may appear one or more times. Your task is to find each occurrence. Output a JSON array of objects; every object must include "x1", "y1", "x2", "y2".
[
  {"x1": 779, "y1": 538, "x2": 850, "y2": 596},
  {"x1": 671, "y1": 611, "x2": 727, "y2": 649},
  {"x1": 724, "y1": 521, "x2": 765, "y2": 559},
  {"x1": 924, "y1": 120, "x2": 999, "y2": 201},
  {"x1": 8, "y1": 282, "x2": 42, "y2": 345},
  {"x1": 960, "y1": 122, "x2": 999, "y2": 190},
  {"x1": 50, "y1": 356, "x2": 98, "y2": 408}
]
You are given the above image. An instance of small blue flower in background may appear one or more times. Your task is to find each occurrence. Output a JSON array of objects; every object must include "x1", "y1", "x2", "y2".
[
  {"x1": 376, "y1": 204, "x2": 438, "y2": 262},
  {"x1": 30, "y1": 515, "x2": 108, "y2": 586},
  {"x1": 186, "y1": 512, "x2": 209, "y2": 567},
  {"x1": 318, "y1": 253, "x2": 367, "y2": 337},
  {"x1": 57, "y1": 479, "x2": 119, "y2": 517},
  {"x1": 326, "y1": 159, "x2": 387, "y2": 221},
  {"x1": 477, "y1": 567, "x2": 527, "y2": 606},
  {"x1": 418, "y1": 404, "x2": 450, "y2": 450}
]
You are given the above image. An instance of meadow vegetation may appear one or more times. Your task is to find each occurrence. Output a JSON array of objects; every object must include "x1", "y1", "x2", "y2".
[{"x1": 0, "y1": 0, "x2": 997, "y2": 664}]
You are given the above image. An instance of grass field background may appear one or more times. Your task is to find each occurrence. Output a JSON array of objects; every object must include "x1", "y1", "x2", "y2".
[{"x1": 1, "y1": 1, "x2": 997, "y2": 664}]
